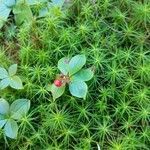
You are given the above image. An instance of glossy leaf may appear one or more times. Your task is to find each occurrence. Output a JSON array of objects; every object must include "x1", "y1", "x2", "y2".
[
  {"x1": 0, "y1": 67, "x2": 8, "y2": 79},
  {"x1": 4, "y1": 119, "x2": 18, "y2": 139},
  {"x1": 8, "y1": 64, "x2": 17, "y2": 76},
  {"x1": 0, "y1": 114, "x2": 7, "y2": 128},
  {"x1": 0, "y1": 78, "x2": 10, "y2": 89},
  {"x1": 39, "y1": 7, "x2": 48, "y2": 18},
  {"x1": 52, "y1": 0, "x2": 65, "y2": 7},
  {"x1": 69, "y1": 55, "x2": 86, "y2": 76},
  {"x1": 10, "y1": 75, "x2": 23, "y2": 89},
  {"x1": 0, "y1": 2, "x2": 11, "y2": 28},
  {"x1": 50, "y1": 84, "x2": 65, "y2": 100},
  {"x1": 69, "y1": 81, "x2": 87, "y2": 99},
  {"x1": 58, "y1": 57, "x2": 70, "y2": 75},
  {"x1": 13, "y1": 2, "x2": 33, "y2": 25},
  {"x1": 5, "y1": 0, "x2": 16, "y2": 7},
  {"x1": 10, "y1": 99, "x2": 30, "y2": 120},
  {"x1": 71, "y1": 68, "x2": 94, "y2": 81},
  {"x1": 0, "y1": 98, "x2": 9, "y2": 114}
]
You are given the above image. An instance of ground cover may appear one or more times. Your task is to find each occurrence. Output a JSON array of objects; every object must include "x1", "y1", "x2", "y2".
[{"x1": 0, "y1": 0, "x2": 150, "y2": 149}]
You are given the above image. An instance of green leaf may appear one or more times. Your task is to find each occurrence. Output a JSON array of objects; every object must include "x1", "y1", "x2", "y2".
[
  {"x1": 10, "y1": 99, "x2": 30, "y2": 120},
  {"x1": 27, "y1": 0, "x2": 47, "y2": 5},
  {"x1": 0, "y1": 2, "x2": 11, "y2": 29},
  {"x1": 0, "y1": 114, "x2": 7, "y2": 128},
  {"x1": 0, "y1": 78, "x2": 10, "y2": 89},
  {"x1": 8, "y1": 64, "x2": 17, "y2": 76},
  {"x1": 39, "y1": 7, "x2": 49, "y2": 18},
  {"x1": 69, "y1": 55, "x2": 86, "y2": 76},
  {"x1": 52, "y1": 0, "x2": 65, "y2": 7},
  {"x1": 4, "y1": 119, "x2": 18, "y2": 139},
  {"x1": 50, "y1": 84, "x2": 65, "y2": 100},
  {"x1": 71, "y1": 68, "x2": 94, "y2": 81},
  {"x1": 5, "y1": 0, "x2": 16, "y2": 7},
  {"x1": 69, "y1": 81, "x2": 87, "y2": 99},
  {"x1": 0, "y1": 67, "x2": 8, "y2": 79},
  {"x1": 10, "y1": 76, "x2": 23, "y2": 89},
  {"x1": 13, "y1": 2, "x2": 33, "y2": 25},
  {"x1": 58, "y1": 57, "x2": 70, "y2": 75},
  {"x1": 0, "y1": 98, "x2": 9, "y2": 114},
  {"x1": 46, "y1": 84, "x2": 52, "y2": 91}
]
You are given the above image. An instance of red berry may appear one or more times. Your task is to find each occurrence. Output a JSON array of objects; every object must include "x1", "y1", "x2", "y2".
[{"x1": 54, "y1": 80, "x2": 62, "y2": 87}]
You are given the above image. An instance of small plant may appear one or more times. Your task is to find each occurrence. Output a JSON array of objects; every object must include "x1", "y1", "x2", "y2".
[
  {"x1": 0, "y1": 98, "x2": 30, "y2": 139},
  {"x1": 0, "y1": 64, "x2": 23, "y2": 90},
  {"x1": 0, "y1": 0, "x2": 65, "y2": 29},
  {"x1": 47, "y1": 55, "x2": 94, "y2": 100}
]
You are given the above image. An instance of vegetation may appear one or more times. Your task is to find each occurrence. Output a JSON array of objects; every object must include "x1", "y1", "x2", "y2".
[
  {"x1": 0, "y1": 0, "x2": 150, "y2": 149},
  {"x1": 48, "y1": 54, "x2": 94, "y2": 100}
]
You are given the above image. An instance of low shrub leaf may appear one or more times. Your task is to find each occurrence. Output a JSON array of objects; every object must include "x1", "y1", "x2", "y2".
[
  {"x1": 8, "y1": 64, "x2": 17, "y2": 76},
  {"x1": 69, "y1": 80, "x2": 87, "y2": 99},
  {"x1": 4, "y1": 119, "x2": 18, "y2": 139},
  {"x1": 10, "y1": 76, "x2": 23, "y2": 89},
  {"x1": 58, "y1": 57, "x2": 70, "y2": 75},
  {"x1": 10, "y1": 99, "x2": 30, "y2": 120},
  {"x1": 69, "y1": 54, "x2": 86, "y2": 76},
  {"x1": 0, "y1": 98, "x2": 9, "y2": 114},
  {"x1": 71, "y1": 68, "x2": 94, "y2": 81},
  {"x1": 0, "y1": 67, "x2": 8, "y2": 79},
  {"x1": 50, "y1": 84, "x2": 65, "y2": 100}
]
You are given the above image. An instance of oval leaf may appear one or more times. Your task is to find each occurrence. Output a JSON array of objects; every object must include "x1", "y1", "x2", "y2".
[
  {"x1": 4, "y1": 119, "x2": 18, "y2": 139},
  {"x1": 69, "y1": 81, "x2": 87, "y2": 99},
  {"x1": 0, "y1": 78, "x2": 10, "y2": 89},
  {"x1": 50, "y1": 84, "x2": 65, "y2": 100},
  {"x1": 0, "y1": 114, "x2": 7, "y2": 128},
  {"x1": 10, "y1": 76, "x2": 23, "y2": 89},
  {"x1": 58, "y1": 57, "x2": 70, "y2": 75},
  {"x1": 46, "y1": 84, "x2": 52, "y2": 91},
  {"x1": 52, "y1": 0, "x2": 65, "y2": 7},
  {"x1": 0, "y1": 98, "x2": 9, "y2": 114},
  {"x1": 0, "y1": 67, "x2": 8, "y2": 79},
  {"x1": 69, "y1": 55, "x2": 86, "y2": 76},
  {"x1": 0, "y1": 3, "x2": 11, "y2": 29},
  {"x1": 5, "y1": 0, "x2": 16, "y2": 7},
  {"x1": 8, "y1": 64, "x2": 17, "y2": 76},
  {"x1": 71, "y1": 68, "x2": 94, "y2": 81},
  {"x1": 10, "y1": 99, "x2": 30, "y2": 120},
  {"x1": 39, "y1": 7, "x2": 48, "y2": 18},
  {"x1": 13, "y1": 2, "x2": 33, "y2": 25}
]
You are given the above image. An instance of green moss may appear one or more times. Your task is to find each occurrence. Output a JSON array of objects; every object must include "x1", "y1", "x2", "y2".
[{"x1": 0, "y1": 0, "x2": 150, "y2": 149}]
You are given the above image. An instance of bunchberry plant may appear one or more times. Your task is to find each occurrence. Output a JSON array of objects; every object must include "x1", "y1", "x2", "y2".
[
  {"x1": 0, "y1": 98, "x2": 30, "y2": 139},
  {"x1": 0, "y1": 64, "x2": 23, "y2": 90},
  {"x1": 47, "y1": 55, "x2": 94, "y2": 100}
]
